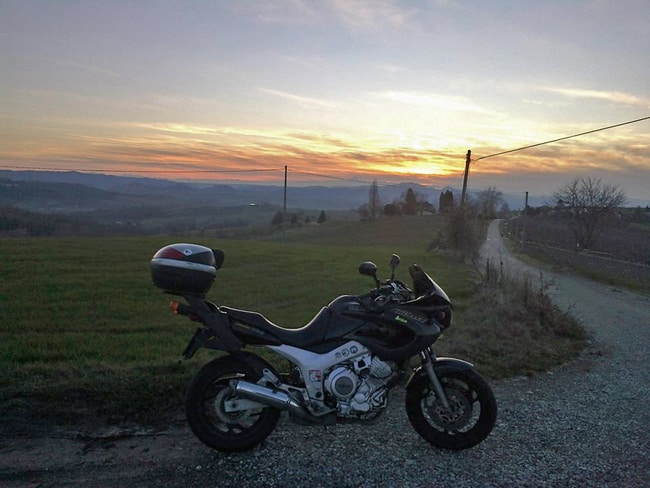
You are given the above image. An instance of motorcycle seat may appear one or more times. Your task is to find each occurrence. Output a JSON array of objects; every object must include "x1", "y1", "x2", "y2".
[{"x1": 221, "y1": 306, "x2": 331, "y2": 348}]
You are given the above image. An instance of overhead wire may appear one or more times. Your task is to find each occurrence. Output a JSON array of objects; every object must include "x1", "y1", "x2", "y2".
[
  {"x1": 3, "y1": 116, "x2": 648, "y2": 185},
  {"x1": 0, "y1": 165, "x2": 279, "y2": 174},
  {"x1": 473, "y1": 115, "x2": 650, "y2": 163},
  {"x1": 291, "y1": 169, "x2": 392, "y2": 186}
]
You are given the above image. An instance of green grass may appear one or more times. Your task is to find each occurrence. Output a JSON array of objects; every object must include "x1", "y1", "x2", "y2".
[{"x1": 0, "y1": 216, "x2": 584, "y2": 428}]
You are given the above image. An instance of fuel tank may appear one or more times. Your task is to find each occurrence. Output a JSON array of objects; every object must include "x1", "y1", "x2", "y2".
[{"x1": 324, "y1": 295, "x2": 441, "y2": 361}]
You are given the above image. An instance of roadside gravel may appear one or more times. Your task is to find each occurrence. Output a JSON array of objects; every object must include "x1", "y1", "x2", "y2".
[{"x1": 1, "y1": 220, "x2": 648, "y2": 487}]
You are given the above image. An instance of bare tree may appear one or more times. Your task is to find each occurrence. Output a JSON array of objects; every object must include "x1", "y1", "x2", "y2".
[
  {"x1": 368, "y1": 180, "x2": 381, "y2": 221},
  {"x1": 477, "y1": 186, "x2": 503, "y2": 219},
  {"x1": 414, "y1": 191, "x2": 432, "y2": 215},
  {"x1": 553, "y1": 177, "x2": 626, "y2": 250}
]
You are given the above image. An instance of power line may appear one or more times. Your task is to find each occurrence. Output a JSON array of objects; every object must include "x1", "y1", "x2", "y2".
[
  {"x1": 291, "y1": 169, "x2": 378, "y2": 185},
  {"x1": 0, "y1": 163, "x2": 449, "y2": 187},
  {"x1": 474, "y1": 115, "x2": 650, "y2": 162},
  {"x1": 6, "y1": 115, "x2": 647, "y2": 186},
  {"x1": 0, "y1": 165, "x2": 279, "y2": 174}
]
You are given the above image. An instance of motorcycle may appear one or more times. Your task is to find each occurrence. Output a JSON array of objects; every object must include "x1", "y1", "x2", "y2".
[{"x1": 151, "y1": 243, "x2": 497, "y2": 452}]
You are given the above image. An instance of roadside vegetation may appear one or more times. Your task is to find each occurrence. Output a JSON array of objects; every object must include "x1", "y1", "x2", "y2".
[
  {"x1": 500, "y1": 176, "x2": 650, "y2": 294},
  {"x1": 0, "y1": 215, "x2": 585, "y2": 430}
]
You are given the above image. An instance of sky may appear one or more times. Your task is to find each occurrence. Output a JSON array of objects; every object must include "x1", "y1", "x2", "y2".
[{"x1": 1, "y1": 0, "x2": 649, "y2": 202}]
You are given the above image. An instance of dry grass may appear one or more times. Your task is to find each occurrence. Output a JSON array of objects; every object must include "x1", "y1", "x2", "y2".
[{"x1": 439, "y1": 265, "x2": 586, "y2": 379}]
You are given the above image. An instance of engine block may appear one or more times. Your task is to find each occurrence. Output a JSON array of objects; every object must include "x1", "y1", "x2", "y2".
[{"x1": 323, "y1": 355, "x2": 397, "y2": 418}]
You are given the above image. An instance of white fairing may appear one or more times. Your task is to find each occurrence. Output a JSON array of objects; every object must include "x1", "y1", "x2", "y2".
[{"x1": 268, "y1": 342, "x2": 398, "y2": 418}]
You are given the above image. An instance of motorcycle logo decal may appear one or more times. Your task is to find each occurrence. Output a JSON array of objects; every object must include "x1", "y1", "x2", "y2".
[
  {"x1": 396, "y1": 310, "x2": 427, "y2": 323},
  {"x1": 309, "y1": 370, "x2": 322, "y2": 382},
  {"x1": 395, "y1": 316, "x2": 408, "y2": 324}
]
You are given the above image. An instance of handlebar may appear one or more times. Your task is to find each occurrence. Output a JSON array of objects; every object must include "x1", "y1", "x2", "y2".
[{"x1": 358, "y1": 279, "x2": 414, "y2": 312}]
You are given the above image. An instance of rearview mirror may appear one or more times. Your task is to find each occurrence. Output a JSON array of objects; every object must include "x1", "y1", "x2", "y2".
[
  {"x1": 359, "y1": 261, "x2": 380, "y2": 289},
  {"x1": 358, "y1": 261, "x2": 377, "y2": 278}
]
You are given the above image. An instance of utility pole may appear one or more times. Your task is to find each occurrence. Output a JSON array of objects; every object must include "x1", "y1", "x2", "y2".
[
  {"x1": 461, "y1": 150, "x2": 471, "y2": 206},
  {"x1": 524, "y1": 191, "x2": 529, "y2": 215},
  {"x1": 282, "y1": 165, "x2": 287, "y2": 242}
]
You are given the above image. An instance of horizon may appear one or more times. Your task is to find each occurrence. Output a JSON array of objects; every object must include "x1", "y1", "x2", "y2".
[
  {"x1": 1, "y1": 1, "x2": 649, "y2": 201},
  {"x1": 4, "y1": 168, "x2": 649, "y2": 209}
]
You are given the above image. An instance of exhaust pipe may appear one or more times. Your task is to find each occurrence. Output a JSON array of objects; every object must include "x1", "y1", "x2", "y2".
[{"x1": 231, "y1": 380, "x2": 313, "y2": 420}]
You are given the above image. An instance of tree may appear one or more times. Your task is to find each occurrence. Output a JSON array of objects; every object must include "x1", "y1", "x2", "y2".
[
  {"x1": 552, "y1": 177, "x2": 626, "y2": 250},
  {"x1": 414, "y1": 191, "x2": 433, "y2": 215},
  {"x1": 402, "y1": 188, "x2": 417, "y2": 215},
  {"x1": 421, "y1": 201, "x2": 436, "y2": 214},
  {"x1": 357, "y1": 203, "x2": 370, "y2": 221},
  {"x1": 444, "y1": 205, "x2": 479, "y2": 260},
  {"x1": 317, "y1": 210, "x2": 326, "y2": 224},
  {"x1": 383, "y1": 203, "x2": 400, "y2": 216},
  {"x1": 271, "y1": 210, "x2": 284, "y2": 226},
  {"x1": 368, "y1": 180, "x2": 381, "y2": 221},
  {"x1": 439, "y1": 190, "x2": 454, "y2": 214},
  {"x1": 476, "y1": 186, "x2": 503, "y2": 219}
]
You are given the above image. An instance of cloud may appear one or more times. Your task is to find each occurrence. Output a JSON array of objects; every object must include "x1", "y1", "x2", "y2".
[
  {"x1": 258, "y1": 88, "x2": 339, "y2": 110},
  {"x1": 234, "y1": 0, "x2": 319, "y2": 25},
  {"x1": 541, "y1": 86, "x2": 650, "y2": 108},
  {"x1": 371, "y1": 91, "x2": 498, "y2": 115},
  {"x1": 330, "y1": 0, "x2": 417, "y2": 31}
]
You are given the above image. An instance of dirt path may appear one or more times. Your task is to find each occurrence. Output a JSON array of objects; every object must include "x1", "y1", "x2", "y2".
[
  {"x1": 480, "y1": 219, "x2": 650, "y2": 352},
  {"x1": 2, "y1": 221, "x2": 649, "y2": 487}
]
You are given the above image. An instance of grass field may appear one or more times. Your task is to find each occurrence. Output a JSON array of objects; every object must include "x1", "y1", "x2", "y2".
[{"x1": 0, "y1": 215, "x2": 585, "y2": 427}]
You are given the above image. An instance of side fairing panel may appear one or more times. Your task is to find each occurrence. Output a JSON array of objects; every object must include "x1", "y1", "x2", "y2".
[{"x1": 325, "y1": 295, "x2": 368, "y2": 340}]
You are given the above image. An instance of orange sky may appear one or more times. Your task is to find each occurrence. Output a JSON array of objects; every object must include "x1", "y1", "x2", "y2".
[{"x1": 1, "y1": 1, "x2": 649, "y2": 202}]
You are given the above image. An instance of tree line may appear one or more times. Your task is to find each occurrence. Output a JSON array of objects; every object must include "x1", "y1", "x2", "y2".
[{"x1": 358, "y1": 180, "x2": 509, "y2": 221}]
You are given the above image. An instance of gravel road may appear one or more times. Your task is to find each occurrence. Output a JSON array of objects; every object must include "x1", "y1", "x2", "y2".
[{"x1": 2, "y1": 220, "x2": 649, "y2": 487}]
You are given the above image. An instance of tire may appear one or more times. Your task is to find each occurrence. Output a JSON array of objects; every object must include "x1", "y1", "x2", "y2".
[
  {"x1": 405, "y1": 367, "x2": 497, "y2": 450},
  {"x1": 185, "y1": 352, "x2": 281, "y2": 452}
]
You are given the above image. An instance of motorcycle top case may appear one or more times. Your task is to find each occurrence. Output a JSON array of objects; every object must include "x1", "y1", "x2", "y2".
[{"x1": 150, "y1": 243, "x2": 222, "y2": 296}]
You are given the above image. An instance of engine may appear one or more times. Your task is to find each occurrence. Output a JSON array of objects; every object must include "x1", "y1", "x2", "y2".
[{"x1": 323, "y1": 354, "x2": 397, "y2": 419}]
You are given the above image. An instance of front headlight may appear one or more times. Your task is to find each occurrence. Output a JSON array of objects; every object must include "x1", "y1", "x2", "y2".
[{"x1": 435, "y1": 307, "x2": 452, "y2": 330}]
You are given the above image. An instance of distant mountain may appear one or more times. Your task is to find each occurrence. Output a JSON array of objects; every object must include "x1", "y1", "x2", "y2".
[
  {"x1": 1, "y1": 169, "x2": 555, "y2": 214},
  {"x1": 0, "y1": 170, "x2": 456, "y2": 211},
  {"x1": 2, "y1": 169, "x2": 642, "y2": 212},
  {"x1": 0, "y1": 177, "x2": 123, "y2": 211}
]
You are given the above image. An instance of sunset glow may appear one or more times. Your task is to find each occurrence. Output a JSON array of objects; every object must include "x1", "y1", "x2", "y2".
[{"x1": 1, "y1": 1, "x2": 649, "y2": 200}]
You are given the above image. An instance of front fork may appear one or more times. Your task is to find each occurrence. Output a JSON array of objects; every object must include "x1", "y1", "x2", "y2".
[{"x1": 419, "y1": 347, "x2": 451, "y2": 410}]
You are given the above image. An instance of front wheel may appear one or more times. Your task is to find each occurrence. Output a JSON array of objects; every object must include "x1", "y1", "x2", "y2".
[
  {"x1": 405, "y1": 367, "x2": 497, "y2": 450},
  {"x1": 185, "y1": 352, "x2": 281, "y2": 452}
]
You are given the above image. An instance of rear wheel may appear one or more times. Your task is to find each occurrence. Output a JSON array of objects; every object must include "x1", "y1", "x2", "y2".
[
  {"x1": 405, "y1": 367, "x2": 497, "y2": 450},
  {"x1": 185, "y1": 353, "x2": 281, "y2": 451}
]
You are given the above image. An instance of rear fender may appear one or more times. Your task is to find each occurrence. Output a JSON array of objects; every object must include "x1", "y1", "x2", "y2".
[
  {"x1": 205, "y1": 350, "x2": 278, "y2": 380},
  {"x1": 406, "y1": 357, "x2": 474, "y2": 388}
]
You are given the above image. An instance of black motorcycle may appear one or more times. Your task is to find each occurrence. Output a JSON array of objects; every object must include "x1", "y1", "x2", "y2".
[{"x1": 151, "y1": 243, "x2": 497, "y2": 452}]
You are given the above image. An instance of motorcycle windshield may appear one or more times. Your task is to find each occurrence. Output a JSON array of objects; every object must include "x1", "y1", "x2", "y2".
[
  {"x1": 430, "y1": 279, "x2": 451, "y2": 304},
  {"x1": 409, "y1": 264, "x2": 451, "y2": 305}
]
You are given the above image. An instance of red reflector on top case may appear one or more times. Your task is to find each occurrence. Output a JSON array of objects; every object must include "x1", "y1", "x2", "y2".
[{"x1": 157, "y1": 248, "x2": 186, "y2": 260}]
